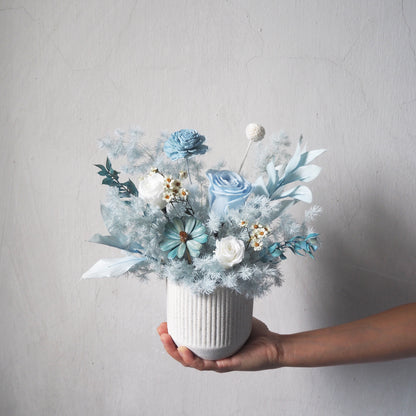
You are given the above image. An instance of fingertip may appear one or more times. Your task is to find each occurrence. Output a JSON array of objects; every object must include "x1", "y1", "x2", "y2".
[
  {"x1": 160, "y1": 332, "x2": 172, "y2": 345},
  {"x1": 177, "y1": 346, "x2": 190, "y2": 359},
  {"x1": 160, "y1": 333, "x2": 177, "y2": 354},
  {"x1": 157, "y1": 322, "x2": 168, "y2": 335},
  {"x1": 177, "y1": 346, "x2": 196, "y2": 364}
]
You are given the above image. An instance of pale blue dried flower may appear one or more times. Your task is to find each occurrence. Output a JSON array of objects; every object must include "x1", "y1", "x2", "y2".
[
  {"x1": 164, "y1": 129, "x2": 208, "y2": 160},
  {"x1": 160, "y1": 217, "x2": 208, "y2": 259}
]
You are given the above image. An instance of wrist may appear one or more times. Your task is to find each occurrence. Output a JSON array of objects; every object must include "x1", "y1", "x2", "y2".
[{"x1": 271, "y1": 332, "x2": 292, "y2": 368}]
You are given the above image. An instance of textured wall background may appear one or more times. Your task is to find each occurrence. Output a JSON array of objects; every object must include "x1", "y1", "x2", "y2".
[{"x1": 1, "y1": 1, "x2": 416, "y2": 415}]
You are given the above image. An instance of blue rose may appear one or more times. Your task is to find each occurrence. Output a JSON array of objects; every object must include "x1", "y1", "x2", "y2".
[
  {"x1": 206, "y1": 170, "x2": 252, "y2": 218},
  {"x1": 164, "y1": 129, "x2": 208, "y2": 161}
]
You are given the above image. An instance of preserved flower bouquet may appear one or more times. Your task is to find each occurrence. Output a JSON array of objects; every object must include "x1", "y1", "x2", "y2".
[{"x1": 83, "y1": 123, "x2": 325, "y2": 359}]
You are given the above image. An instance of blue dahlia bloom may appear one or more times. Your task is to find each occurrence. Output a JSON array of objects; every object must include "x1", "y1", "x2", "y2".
[
  {"x1": 160, "y1": 217, "x2": 208, "y2": 259},
  {"x1": 206, "y1": 170, "x2": 252, "y2": 218},
  {"x1": 164, "y1": 129, "x2": 208, "y2": 161}
]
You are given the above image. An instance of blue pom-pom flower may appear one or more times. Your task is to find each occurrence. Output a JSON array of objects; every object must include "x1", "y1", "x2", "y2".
[
  {"x1": 164, "y1": 129, "x2": 208, "y2": 161},
  {"x1": 160, "y1": 217, "x2": 208, "y2": 260}
]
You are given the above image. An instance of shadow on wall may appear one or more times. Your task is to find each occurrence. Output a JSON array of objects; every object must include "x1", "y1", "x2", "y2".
[
  {"x1": 317, "y1": 194, "x2": 416, "y2": 326},
  {"x1": 315, "y1": 194, "x2": 416, "y2": 405}
]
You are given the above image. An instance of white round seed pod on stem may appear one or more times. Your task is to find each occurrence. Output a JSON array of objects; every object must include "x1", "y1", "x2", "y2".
[
  {"x1": 245, "y1": 123, "x2": 265, "y2": 142},
  {"x1": 238, "y1": 123, "x2": 266, "y2": 174}
]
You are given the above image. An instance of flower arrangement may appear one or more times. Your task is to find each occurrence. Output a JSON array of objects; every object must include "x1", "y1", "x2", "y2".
[{"x1": 83, "y1": 124, "x2": 325, "y2": 297}]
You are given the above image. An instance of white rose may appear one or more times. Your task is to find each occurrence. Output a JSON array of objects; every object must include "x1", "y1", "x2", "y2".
[
  {"x1": 138, "y1": 173, "x2": 167, "y2": 209},
  {"x1": 214, "y1": 236, "x2": 245, "y2": 269}
]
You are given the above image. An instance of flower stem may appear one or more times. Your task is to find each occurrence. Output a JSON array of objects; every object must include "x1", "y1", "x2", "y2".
[
  {"x1": 169, "y1": 201, "x2": 181, "y2": 217},
  {"x1": 186, "y1": 158, "x2": 192, "y2": 184},
  {"x1": 238, "y1": 141, "x2": 253, "y2": 175},
  {"x1": 185, "y1": 247, "x2": 193, "y2": 265},
  {"x1": 185, "y1": 200, "x2": 194, "y2": 216}
]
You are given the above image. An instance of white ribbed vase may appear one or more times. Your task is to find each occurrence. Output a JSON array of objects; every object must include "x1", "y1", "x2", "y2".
[{"x1": 166, "y1": 279, "x2": 254, "y2": 360}]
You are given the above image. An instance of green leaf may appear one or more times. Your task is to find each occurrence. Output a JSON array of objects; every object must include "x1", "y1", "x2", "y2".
[
  {"x1": 126, "y1": 179, "x2": 138, "y2": 196},
  {"x1": 95, "y1": 158, "x2": 137, "y2": 198},
  {"x1": 102, "y1": 177, "x2": 116, "y2": 186}
]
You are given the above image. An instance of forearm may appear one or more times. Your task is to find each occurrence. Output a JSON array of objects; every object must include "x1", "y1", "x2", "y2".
[{"x1": 277, "y1": 303, "x2": 416, "y2": 367}]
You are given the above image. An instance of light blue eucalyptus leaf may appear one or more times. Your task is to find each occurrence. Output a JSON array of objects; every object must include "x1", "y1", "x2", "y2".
[
  {"x1": 273, "y1": 199, "x2": 296, "y2": 216},
  {"x1": 275, "y1": 164, "x2": 284, "y2": 177},
  {"x1": 266, "y1": 161, "x2": 277, "y2": 186},
  {"x1": 299, "y1": 149, "x2": 326, "y2": 165},
  {"x1": 252, "y1": 176, "x2": 269, "y2": 196},
  {"x1": 283, "y1": 139, "x2": 303, "y2": 177},
  {"x1": 89, "y1": 234, "x2": 143, "y2": 253},
  {"x1": 283, "y1": 165, "x2": 321, "y2": 184},
  {"x1": 82, "y1": 256, "x2": 146, "y2": 279},
  {"x1": 266, "y1": 161, "x2": 277, "y2": 183},
  {"x1": 89, "y1": 233, "x2": 128, "y2": 248},
  {"x1": 100, "y1": 204, "x2": 114, "y2": 230},
  {"x1": 272, "y1": 185, "x2": 312, "y2": 203},
  {"x1": 127, "y1": 242, "x2": 144, "y2": 252}
]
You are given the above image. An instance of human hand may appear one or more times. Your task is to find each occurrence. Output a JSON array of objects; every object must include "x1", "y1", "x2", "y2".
[{"x1": 157, "y1": 317, "x2": 282, "y2": 372}]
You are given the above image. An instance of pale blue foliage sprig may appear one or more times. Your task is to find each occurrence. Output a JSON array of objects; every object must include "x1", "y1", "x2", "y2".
[
  {"x1": 256, "y1": 130, "x2": 291, "y2": 175},
  {"x1": 99, "y1": 128, "x2": 147, "y2": 165}
]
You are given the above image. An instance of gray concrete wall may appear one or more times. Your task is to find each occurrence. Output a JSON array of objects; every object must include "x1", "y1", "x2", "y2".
[{"x1": 1, "y1": 1, "x2": 415, "y2": 415}]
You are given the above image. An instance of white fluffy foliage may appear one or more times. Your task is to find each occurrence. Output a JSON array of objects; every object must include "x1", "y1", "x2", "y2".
[
  {"x1": 305, "y1": 205, "x2": 322, "y2": 223},
  {"x1": 255, "y1": 131, "x2": 291, "y2": 177}
]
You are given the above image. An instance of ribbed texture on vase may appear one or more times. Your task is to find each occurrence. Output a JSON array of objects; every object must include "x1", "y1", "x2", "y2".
[{"x1": 166, "y1": 279, "x2": 253, "y2": 360}]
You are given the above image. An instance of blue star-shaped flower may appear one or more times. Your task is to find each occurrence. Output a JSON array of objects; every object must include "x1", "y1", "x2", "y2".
[{"x1": 160, "y1": 217, "x2": 208, "y2": 259}]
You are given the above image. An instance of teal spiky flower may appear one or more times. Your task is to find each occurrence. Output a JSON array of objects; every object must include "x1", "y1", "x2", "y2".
[{"x1": 160, "y1": 217, "x2": 208, "y2": 261}]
